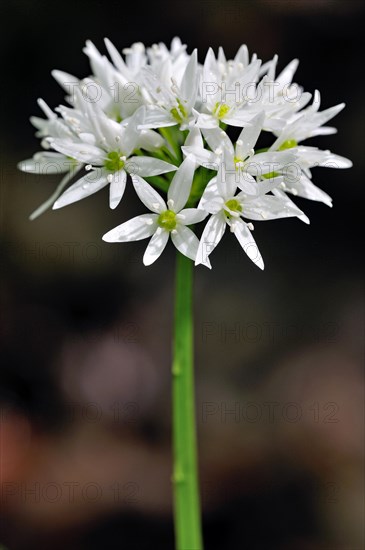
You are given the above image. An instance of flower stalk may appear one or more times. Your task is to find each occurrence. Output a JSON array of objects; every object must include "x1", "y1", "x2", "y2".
[{"x1": 172, "y1": 251, "x2": 203, "y2": 550}]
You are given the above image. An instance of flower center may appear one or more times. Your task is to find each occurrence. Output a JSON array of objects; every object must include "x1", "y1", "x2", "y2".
[
  {"x1": 234, "y1": 155, "x2": 249, "y2": 169},
  {"x1": 224, "y1": 198, "x2": 242, "y2": 219},
  {"x1": 157, "y1": 210, "x2": 177, "y2": 231},
  {"x1": 171, "y1": 99, "x2": 188, "y2": 123},
  {"x1": 278, "y1": 139, "x2": 297, "y2": 151},
  {"x1": 213, "y1": 102, "x2": 230, "y2": 120},
  {"x1": 104, "y1": 151, "x2": 125, "y2": 172}
]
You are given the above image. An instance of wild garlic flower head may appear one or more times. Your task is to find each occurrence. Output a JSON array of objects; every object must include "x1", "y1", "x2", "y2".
[{"x1": 18, "y1": 37, "x2": 352, "y2": 268}]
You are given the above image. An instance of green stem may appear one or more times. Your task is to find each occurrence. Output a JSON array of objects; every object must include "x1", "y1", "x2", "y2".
[
  {"x1": 160, "y1": 127, "x2": 182, "y2": 162},
  {"x1": 172, "y1": 252, "x2": 203, "y2": 550}
]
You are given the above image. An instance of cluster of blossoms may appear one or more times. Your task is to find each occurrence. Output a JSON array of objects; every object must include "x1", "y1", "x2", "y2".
[{"x1": 19, "y1": 38, "x2": 352, "y2": 269}]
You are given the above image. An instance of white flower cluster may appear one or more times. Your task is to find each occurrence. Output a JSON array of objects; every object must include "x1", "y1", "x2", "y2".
[{"x1": 19, "y1": 37, "x2": 352, "y2": 269}]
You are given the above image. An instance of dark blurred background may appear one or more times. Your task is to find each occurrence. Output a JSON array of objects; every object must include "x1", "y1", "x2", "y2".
[{"x1": 0, "y1": 0, "x2": 364, "y2": 548}]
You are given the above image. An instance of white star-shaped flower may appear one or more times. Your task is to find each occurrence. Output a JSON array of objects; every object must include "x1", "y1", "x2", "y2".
[
  {"x1": 271, "y1": 90, "x2": 346, "y2": 148},
  {"x1": 195, "y1": 48, "x2": 262, "y2": 129},
  {"x1": 195, "y1": 154, "x2": 307, "y2": 269},
  {"x1": 51, "y1": 105, "x2": 177, "y2": 210},
  {"x1": 184, "y1": 112, "x2": 297, "y2": 192},
  {"x1": 17, "y1": 99, "x2": 83, "y2": 219},
  {"x1": 139, "y1": 50, "x2": 199, "y2": 130},
  {"x1": 271, "y1": 145, "x2": 352, "y2": 207},
  {"x1": 103, "y1": 156, "x2": 209, "y2": 266}
]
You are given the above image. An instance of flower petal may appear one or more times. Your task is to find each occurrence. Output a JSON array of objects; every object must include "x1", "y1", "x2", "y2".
[
  {"x1": 236, "y1": 172, "x2": 258, "y2": 196},
  {"x1": 177, "y1": 208, "x2": 209, "y2": 225},
  {"x1": 18, "y1": 152, "x2": 71, "y2": 174},
  {"x1": 167, "y1": 155, "x2": 196, "y2": 212},
  {"x1": 198, "y1": 177, "x2": 224, "y2": 214},
  {"x1": 283, "y1": 172, "x2": 333, "y2": 207},
  {"x1": 103, "y1": 214, "x2": 158, "y2": 242},
  {"x1": 275, "y1": 58, "x2": 299, "y2": 88},
  {"x1": 243, "y1": 194, "x2": 308, "y2": 222},
  {"x1": 138, "y1": 107, "x2": 176, "y2": 130},
  {"x1": 171, "y1": 225, "x2": 200, "y2": 261},
  {"x1": 317, "y1": 153, "x2": 353, "y2": 169},
  {"x1": 53, "y1": 169, "x2": 109, "y2": 209},
  {"x1": 132, "y1": 174, "x2": 166, "y2": 213},
  {"x1": 118, "y1": 106, "x2": 146, "y2": 157},
  {"x1": 104, "y1": 37, "x2": 129, "y2": 75},
  {"x1": 233, "y1": 219, "x2": 264, "y2": 270},
  {"x1": 143, "y1": 229, "x2": 169, "y2": 266},
  {"x1": 180, "y1": 49, "x2": 198, "y2": 111},
  {"x1": 181, "y1": 145, "x2": 219, "y2": 169},
  {"x1": 109, "y1": 169, "x2": 127, "y2": 209},
  {"x1": 196, "y1": 212, "x2": 226, "y2": 268},
  {"x1": 203, "y1": 127, "x2": 234, "y2": 157},
  {"x1": 195, "y1": 113, "x2": 219, "y2": 129},
  {"x1": 127, "y1": 156, "x2": 177, "y2": 177},
  {"x1": 248, "y1": 150, "x2": 296, "y2": 175},
  {"x1": 52, "y1": 70, "x2": 79, "y2": 92},
  {"x1": 50, "y1": 139, "x2": 105, "y2": 165},
  {"x1": 184, "y1": 127, "x2": 204, "y2": 149},
  {"x1": 236, "y1": 111, "x2": 265, "y2": 158},
  {"x1": 136, "y1": 129, "x2": 165, "y2": 152},
  {"x1": 216, "y1": 153, "x2": 237, "y2": 199}
]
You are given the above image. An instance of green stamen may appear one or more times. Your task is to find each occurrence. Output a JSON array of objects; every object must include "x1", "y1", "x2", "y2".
[
  {"x1": 104, "y1": 151, "x2": 125, "y2": 172},
  {"x1": 171, "y1": 99, "x2": 188, "y2": 124},
  {"x1": 224, "y1": 198, "x2": 242, "y2": 219},
  {"x1": 213, "y1": 102, "x2": 230, "y2": 120},
  {"x1": 66, "y1": 156, "x2": 78, "y2": 167},
  {"x1": 278, "y1": 139, "x2": 298, "y2": 151},
  {"x1": 158, "y1": 210, "x2": 177, "y2": 231}
]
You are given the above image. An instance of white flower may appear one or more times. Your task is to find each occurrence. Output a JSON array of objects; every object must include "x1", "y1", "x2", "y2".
[
  {"x1": 272, "y1": 145, "x2": 352, "y2": 207},
  {"x1": 19, "y1": 37, "x2": 352, "y2": 270},
  {"x1": 18, "y1": 99, "x2": 82, "y2": 219},
  {"x1": 147, "y1": 37, "x2": 188, "y2": 72},
  {"x1": 83, "y1": 40, "x2": 145, "y2": 121},
  {"x1": 18, "y1": 152, "x2": 82, "y2": 220},
  {"x1": 103, "y1": 156, "x2": 208, "y2": 266},
  {"x1": 51, "y1": 105, "x2": 177, "y2": 210},
  {"x1": 270, "y1": 90, "x2": 346, "y2": 148},
  {"x1": 195, "y1": 48, "x2": 262, "y2": 129},
  {"x1": 264, "y1": 91, "x2": 352, "y2": 207},
  {"x1": 111, "y1": 40, "x2": 148, "y2": 79},
  {"x1": 184, "y1": 112, "x2": 297, "y2": 191},
  {"x1": 243, "y1": 57, "x2": 313, "y2": 132},
  {"x1": 139, "y1": 50, "x2": 199, "y2": 130},
  {"x1": 195, "y1": 155, "x2": 307, "y2": 270},
  {"x1": 182, "y1": 127, "x2": 220, "y2": 167},
  {"x1": 28, "y1": 98, "x2": 74, "y2": 142}
]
